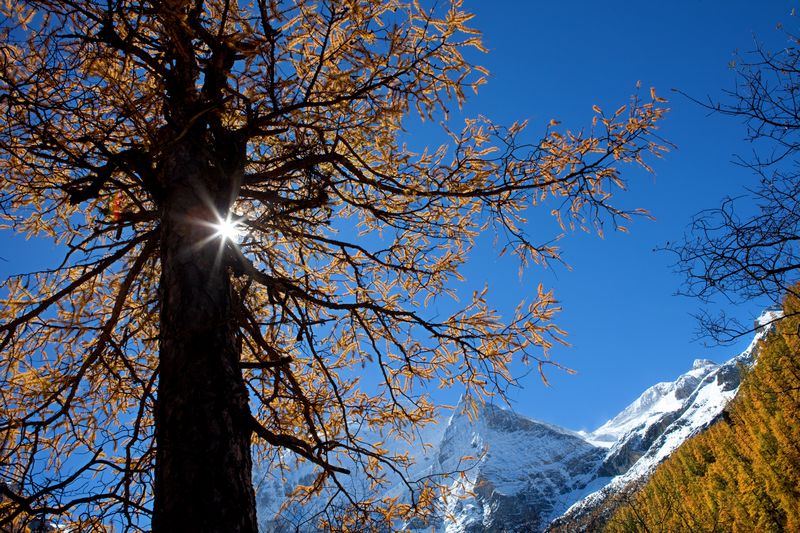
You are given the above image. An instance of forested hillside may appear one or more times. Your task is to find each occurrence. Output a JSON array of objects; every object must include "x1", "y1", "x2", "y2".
[{"x1": 605, "y1": 292, "x2": 800, "y2": 532}]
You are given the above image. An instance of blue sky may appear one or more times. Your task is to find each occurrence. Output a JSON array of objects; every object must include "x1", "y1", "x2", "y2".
[
  {"x1": 0, "y1": 1, "x2": 796, "y2": 435},
  {"x1": 449, "y1": 0, "x2": 799, "y2": 430}
]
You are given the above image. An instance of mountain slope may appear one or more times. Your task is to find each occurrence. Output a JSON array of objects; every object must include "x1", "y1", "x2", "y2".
[
  {"x1": 255, "y1": 314, "x2": 777, "y2": 532},
  {"x1": 420, "y1": 401, "x2": 605, "y2": 532},
  {"x1": 603, "y1": 305, "x2": 800, "y2": 532},
  {"x1": 549, "y1": 311, "x2": 779, "y2": 531}
]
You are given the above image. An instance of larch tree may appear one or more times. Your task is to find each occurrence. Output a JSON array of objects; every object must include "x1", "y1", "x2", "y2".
[
  {"x1": 0, "y1": 1, "x2": 667, "y2": 531},
  {"x1": 606, "y1": 287, "x2": 800, "y2": 533}
]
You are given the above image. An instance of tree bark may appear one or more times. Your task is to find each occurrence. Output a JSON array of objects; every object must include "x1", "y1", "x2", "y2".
[{"x1": 153, "y1": 144, "x2": 257, "y2": 532}]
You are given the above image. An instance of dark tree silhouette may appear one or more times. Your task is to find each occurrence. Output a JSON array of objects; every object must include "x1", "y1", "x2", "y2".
[{"x1": 671, "y1": 31, "x2": 800, "y2": 342}]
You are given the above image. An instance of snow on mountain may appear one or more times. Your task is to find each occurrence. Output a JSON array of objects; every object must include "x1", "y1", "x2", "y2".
[
  {"x1": 255, "y1": 400, "x2": 605, "y2": 532},
  {"x1": 550, "y1": 310, "x2": 780, "y2": 530},
  {"x1": 586, "y1": 358, "x2": 718, "y2": 449},
  {"x1": 417, "y1": 399, "x2": 605, "y2": 532},
  {"x1": 256, "y1": 312, "x2": 779, "y2": 532}
]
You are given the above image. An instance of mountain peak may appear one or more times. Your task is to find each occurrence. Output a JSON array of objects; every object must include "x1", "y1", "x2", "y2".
[
  {"x1": 257, "y1": 316, "x2": 779, "y2": 533},
  {"x1": 692, "y1": 358, "x2": 716, "y2": 369},
  {"x1": 431, "y1": 400, "x2": 605, "y2": 532}
]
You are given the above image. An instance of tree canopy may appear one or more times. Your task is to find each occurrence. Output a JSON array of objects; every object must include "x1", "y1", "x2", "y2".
[{"x1": 0, "y1": 1, "x2": 666, "y2": 530}]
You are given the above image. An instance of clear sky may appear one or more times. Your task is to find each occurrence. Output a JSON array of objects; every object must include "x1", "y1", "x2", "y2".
[
  {"x1": 450, "y1": 0, "x2": 799, "y2": 431},
  {"x1": 0, "y1": 1, "x2": 796, "y2": 435}
]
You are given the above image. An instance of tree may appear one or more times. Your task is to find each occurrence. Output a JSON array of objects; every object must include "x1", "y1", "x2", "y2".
[
  {"x1": 670, "y1": 30, "x2": 800, "y2": 342},
  {"x1": 0, "y1": 1, "x2": 667, "y2": 531},
  {"x1": 606, "y1": 285, "x2": 800, "y2": 533}
]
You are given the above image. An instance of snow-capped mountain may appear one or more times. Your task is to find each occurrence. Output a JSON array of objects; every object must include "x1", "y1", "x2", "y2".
[
  {"x1": 256, "y1": 313, "x2": 778, "y2": 532},
  {"x1": 586, "y1": 358, "x2": 719, "y2": 451},
  {"x1": 549, "y1": 311, "x2": 779, "y2": 531},
  {"x1": 417, "y1": 400, "x2": 605, "y2": 532}
]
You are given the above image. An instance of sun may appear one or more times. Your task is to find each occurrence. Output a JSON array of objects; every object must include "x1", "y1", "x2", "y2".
[{"x1": 213, "y1": 214, "x2": 243, "y2": 242}]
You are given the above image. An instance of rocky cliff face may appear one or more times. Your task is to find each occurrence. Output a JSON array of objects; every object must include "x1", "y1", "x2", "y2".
[
  {"x1": 419, "y1": 402, "x2": 605, "y2": 532},
  {"x1": 256, "y1": 313, "x2": 778, "y2": 532}
]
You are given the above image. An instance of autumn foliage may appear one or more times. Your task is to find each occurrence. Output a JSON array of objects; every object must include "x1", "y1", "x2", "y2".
[
  {"x1": 0, "y1": 0, "x2": 666, "y2": 530},
  {"x1": 606, "y1": 289, "x2": 800, "y2": 532}
]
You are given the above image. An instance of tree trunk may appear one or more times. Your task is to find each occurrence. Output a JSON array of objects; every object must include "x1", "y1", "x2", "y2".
[{"x1": 153, "y1": 146, "x2": 257, "y2": 532}]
